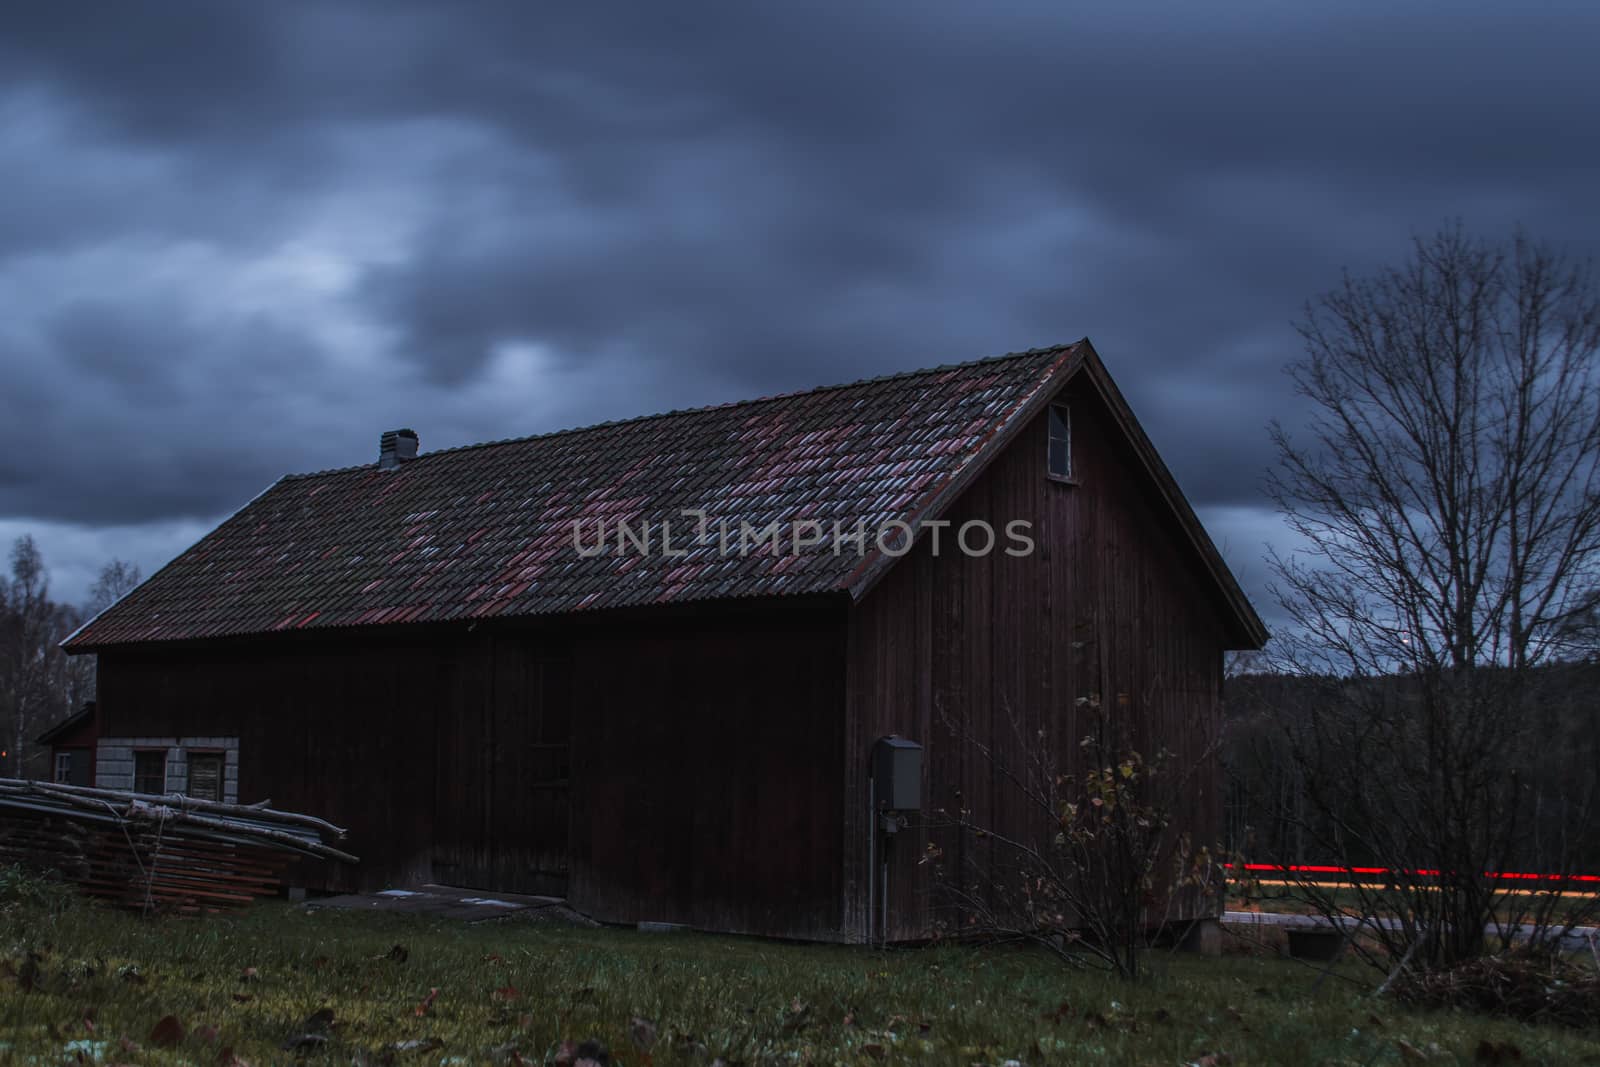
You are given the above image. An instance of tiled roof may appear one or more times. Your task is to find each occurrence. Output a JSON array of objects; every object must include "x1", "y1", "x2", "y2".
[{"x1": 66, "y1": 343, "x2": 1083, "y2": 648}]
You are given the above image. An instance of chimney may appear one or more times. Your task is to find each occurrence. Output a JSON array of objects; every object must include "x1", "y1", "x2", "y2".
[{"x1": 379, "y1": 428, "x2": 419, "y2": 469}]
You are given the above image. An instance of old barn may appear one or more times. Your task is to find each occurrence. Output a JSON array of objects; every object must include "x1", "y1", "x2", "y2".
[{"x1": 59, "y1": 340, "x2": 1265, "y2": 941}]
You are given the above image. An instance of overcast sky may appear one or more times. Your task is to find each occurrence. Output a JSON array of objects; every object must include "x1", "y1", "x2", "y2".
[{"x1": 3, "y1": 3, "x2": 1598, "y2": 629}]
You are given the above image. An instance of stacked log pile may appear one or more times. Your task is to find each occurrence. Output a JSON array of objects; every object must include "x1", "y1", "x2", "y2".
[{"x1": 0, "y1": 779, "x2": 357, "y2": 913}]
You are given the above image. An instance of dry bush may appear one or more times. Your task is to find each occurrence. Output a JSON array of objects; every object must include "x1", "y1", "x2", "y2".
[{"x1": 1385, "y1": 951, "x2": 1600, "y2": 1027}]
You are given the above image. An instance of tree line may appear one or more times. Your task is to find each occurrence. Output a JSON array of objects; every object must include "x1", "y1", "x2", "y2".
[{"x1": 0, "y1": 536, "x2": 141, "y2": 778}]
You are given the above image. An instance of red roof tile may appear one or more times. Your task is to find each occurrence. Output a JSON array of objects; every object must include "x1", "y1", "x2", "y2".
[{"x1": 66, "y1": 343, "x2": 1082, "y2": 648}]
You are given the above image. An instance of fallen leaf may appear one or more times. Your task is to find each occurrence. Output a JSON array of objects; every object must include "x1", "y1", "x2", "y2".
[
  {"x1": 149, "y1": 1014, "x2": 185, "y2": 1048},
  {"x1": 301, "y1": 1007, "x2": 335, "y2": 1033},
  {"x1": 414, "y1": 987, "x2": 440, "y2": 1017},
  {"x1": 863, "y1": 1043, "x2": 887, "y2": 1061},
  {"x1": 239, "y1": 966, "x2": 259, "y2": 983},
  {"x1": 482, "y1": 953, "x2": 504, "y2": 963},
  {"x1": 493, "y1": 984, "x2": 521, "y2": 1001},
  {"x1": 1397, "y1": 1040, "x2": 1428, "y2": 1063},
  {"x1": 218, "y1": 1046, "x2": 252, "y2": 1066},
  {"x1": 230, "y1": 992, "x2": 253, "y2": 1004},
  {"x1": 782, "y1": 999, "x2": 811, "y2": 1034}
]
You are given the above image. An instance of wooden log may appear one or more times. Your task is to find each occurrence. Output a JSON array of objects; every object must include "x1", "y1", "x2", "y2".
[
  {"x1": 0, "y1": 777, "x2": 358, "y2": 912},
  {"x1": 2, "y1": 779, "x2": 348, "y2": 838}
]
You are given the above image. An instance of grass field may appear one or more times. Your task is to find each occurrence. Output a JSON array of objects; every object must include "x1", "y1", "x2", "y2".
[{"x1": 2, "y1": 887, "x2": 1598, "y2": 1065}]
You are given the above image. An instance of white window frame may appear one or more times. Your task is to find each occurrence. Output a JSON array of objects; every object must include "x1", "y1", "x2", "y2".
[{"x1": 1047, "y1": 402, "x2": 1073, "y2": 481}]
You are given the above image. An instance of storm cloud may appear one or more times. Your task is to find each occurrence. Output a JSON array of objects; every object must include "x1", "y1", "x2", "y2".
[{"x1": 2, "y1": 1, "x2": 1597, "y2": 624}]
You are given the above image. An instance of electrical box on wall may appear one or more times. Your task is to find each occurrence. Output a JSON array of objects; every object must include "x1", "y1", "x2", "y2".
[{"x1": 872, "y1": 736, "x2": 922, "y2": 812}]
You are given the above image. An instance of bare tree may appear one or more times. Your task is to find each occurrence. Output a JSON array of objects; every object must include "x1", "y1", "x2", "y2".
[
  {"x1": 66, "y1": 557, "x2": 146, "y2": 706},
  {"x1": 0, "y1": 537, "x2": 60, "y2": 778},
  {"x1": 1262, "y1": 224, "x2": 1600, "y2": 970},
  {"x1": 87, "y1": 558, "x2": 142, "y2": 617}
]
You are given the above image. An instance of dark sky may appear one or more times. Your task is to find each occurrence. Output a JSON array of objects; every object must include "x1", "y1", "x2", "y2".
[{"x1": 3, "y1": 3, "x2": 1597, "y2": 627}]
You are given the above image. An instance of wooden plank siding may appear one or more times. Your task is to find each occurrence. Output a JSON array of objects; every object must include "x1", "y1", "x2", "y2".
[
  {"x1": 96, "y1": 636, "x2": 444, "y2": 892},
  {"x1": 92, "y1": 597, "x2": 853, "y2": 939},
  {"x1": 566, "y1": 602, "x2": 847, "y2": 939},
  {"x1": 843, "y1": 382, "x2": 1233, "y2": 942}
]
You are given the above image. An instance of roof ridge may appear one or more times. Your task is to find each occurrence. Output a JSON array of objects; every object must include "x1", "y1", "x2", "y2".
[{"x1": 281, "y1": 342, "x2": 1080, "y2": 481}]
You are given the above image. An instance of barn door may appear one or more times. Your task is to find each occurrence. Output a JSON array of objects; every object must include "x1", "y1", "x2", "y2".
[
  {"x1": 432, "y1": 640, "x2": 572, "y2": 896},
  {"x1": 514, "y1": 654, "x2": 571, "y2": 895}
]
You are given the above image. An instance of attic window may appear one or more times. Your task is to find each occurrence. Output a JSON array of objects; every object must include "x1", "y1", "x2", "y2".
[{"x1": 1047, "y1": 403, "x2": 1073, "y2": 481}]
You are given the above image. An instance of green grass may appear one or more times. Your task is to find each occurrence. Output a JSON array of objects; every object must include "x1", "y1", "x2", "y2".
[{"x1": 2, "y1": 890, "x2": 1598, "y2": 1065}]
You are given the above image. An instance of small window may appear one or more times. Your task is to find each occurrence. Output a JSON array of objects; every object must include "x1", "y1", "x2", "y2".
[
  {"x1": 54, "y1": 751, "x2": 73, "y2": 785},
  {"x1": 187, "y1": 752, "x2": 224, "y2": 802},
  {"x1": 134, "y1": 750, "x2": 168, "y2": 795},
  {"x1": 1048, "y1": 403, "x2": 1072, "y2": 480}
]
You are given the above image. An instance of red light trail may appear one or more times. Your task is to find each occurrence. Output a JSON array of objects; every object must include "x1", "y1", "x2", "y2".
[{"x1": 1226, "y1": 863, "x2": 1600, "y2": 884}]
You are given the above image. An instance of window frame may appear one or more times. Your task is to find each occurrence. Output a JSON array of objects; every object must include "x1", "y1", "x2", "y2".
[
  {"x1": 54, "y1": 751, "x2": 73, "y2": 785},
  {"x1": 1047, "y1": 402, "x2": 1075, "y2": 483},
  {"x1": 133, "y1": 749, "x2": 168, "y2": 796},
  {"x1": 185, "y1": 749, "x2": 225, "y2": 802}
]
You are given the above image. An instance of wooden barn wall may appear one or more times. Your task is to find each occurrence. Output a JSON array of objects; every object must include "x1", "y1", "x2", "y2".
[
  {"x1": 93, "y1": 629, "x2": 573, "y2": 895},
  {"x1": 566, "y1": 603, "x2": 848, "y2": 940},
  {"x1": 93, "y1": 597, "x2": 850, "y2": 939},
  {"x1": 844, "y1": 382, "x2": 1233, "y2": 942}
]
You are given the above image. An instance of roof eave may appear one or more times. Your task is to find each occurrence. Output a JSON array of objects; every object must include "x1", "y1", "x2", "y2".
[
  {"x1": 35, "y1": 703, "x2": 94, "y2": 745},
  {"x1": 60, "y1": 475, "x2": 289, "y2": 654}
]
